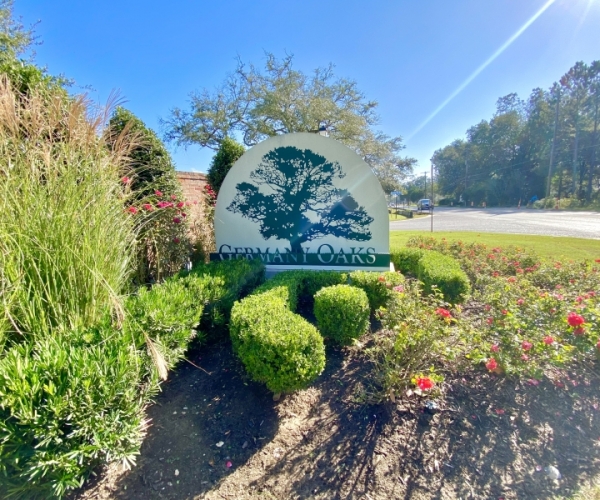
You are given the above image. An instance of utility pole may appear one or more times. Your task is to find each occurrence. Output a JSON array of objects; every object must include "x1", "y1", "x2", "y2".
[{"x1": 430, "y1": 162, "x2": 434, "y2": 233}]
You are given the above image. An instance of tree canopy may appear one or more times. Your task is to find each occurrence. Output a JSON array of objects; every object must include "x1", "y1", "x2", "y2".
[
  {"x1": 432, "y1": 60, "x2": 600, "y2": 205},
  {"x1": 207, "y1": 137, "x2": 245, "y2": 195},
  {"x1": 163, "y1": 53, "x2": 415, "y2": 192},
  {"x1": 227, "y1": 146, "x2": 373, "y2": 253}
]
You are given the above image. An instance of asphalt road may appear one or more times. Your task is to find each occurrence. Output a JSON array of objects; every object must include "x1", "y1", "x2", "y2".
[{"x1": 389, "y1": 207, "x2": 600, "y2": 239}]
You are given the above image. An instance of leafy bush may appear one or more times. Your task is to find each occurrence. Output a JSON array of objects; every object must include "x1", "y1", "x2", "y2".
[
  {"x1": 207, "y1": 137, "x2": 245, "y2": 195},
  {"x1": 0, "y1": 330, "x2": 148, "y2": 499},
  {"x1": 124, "y1": 277, "x2": 206, "y2": 376},
  {"x1": 314, "y1": 285, "x2": 370, "y2": 345},
  {"x1": 349, "y1": 270, "x2": 404, "y2": 312},
  {"x1": 390, "y1": 247, "x2": 426, "y2": 275},
  {"x1": 251, "y1": 270, "x2": 347, "y2": 310},
  {"x1": 187, "y1": 259, "x2": 265, "y2": 334},
  {"x1": 108, "y1": 107, "x2": 191, "y2": 283},
  {"x1": 417, "y1": 251, "x2": 470, "y2": 304},
  {"x1": 369, "y1": 281, "x2": 458, "y2": 401},
  {"x1": 230, "y1": 291, "x2": 325, "y2": 394}
]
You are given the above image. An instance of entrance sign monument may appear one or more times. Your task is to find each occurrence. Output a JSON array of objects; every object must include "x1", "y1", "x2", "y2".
[{"x1": 211, "y1": 133, "x2": 390, "y2": 272}]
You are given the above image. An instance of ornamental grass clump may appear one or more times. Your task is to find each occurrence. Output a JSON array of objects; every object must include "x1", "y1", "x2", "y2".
[
  {"x1": 314, "y1": 284, "x2": 370, "y2": 346},
  {"x1": 0, "y1": 77, "x2": 137, "y2": 340}
]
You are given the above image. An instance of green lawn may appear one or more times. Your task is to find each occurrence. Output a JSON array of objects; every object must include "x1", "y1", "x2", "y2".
[{"x1": 390, "y1": 230, "x2": 600, "y2": 262}]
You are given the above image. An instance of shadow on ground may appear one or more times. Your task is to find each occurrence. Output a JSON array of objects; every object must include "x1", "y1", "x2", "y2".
[{"x1": 76, "y1": 338, "x2": 600, "y2": 500}]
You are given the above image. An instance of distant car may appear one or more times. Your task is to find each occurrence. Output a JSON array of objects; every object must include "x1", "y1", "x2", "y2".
[{"x1": 417, "y1": 199, "x2": 432, "y2": 210}]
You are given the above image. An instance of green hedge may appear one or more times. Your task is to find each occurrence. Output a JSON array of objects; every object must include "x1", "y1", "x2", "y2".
[
  {"x1": 184, "y1": 258, "x2": 264, "y2": 335},
  {"x1": 349, "y1": 270, "x2": 404, "y2": 312},
  {"x1": 417, "y1": 251, "x2": 470, "y2": 304},
  {"x1": 314, "y1": 285, "x2": 370, "y2": 346},
  {"x1": 230, "y1": 290, "x2": 325, "y2": 394},
  {"x1": 390, "y1": 247, "x2": 426, "y2": 275}
]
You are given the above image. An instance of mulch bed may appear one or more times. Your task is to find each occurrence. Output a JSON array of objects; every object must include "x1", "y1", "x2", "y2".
[{"x1": 74, "y1": 335, "x2": 600, "y2": 500}]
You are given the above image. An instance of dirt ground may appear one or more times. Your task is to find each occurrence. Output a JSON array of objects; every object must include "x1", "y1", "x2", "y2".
[{"x1": 74, "y1": 334, "x2": 600, "y2": 500}]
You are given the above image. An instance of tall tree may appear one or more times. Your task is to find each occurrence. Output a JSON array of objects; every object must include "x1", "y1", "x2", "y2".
[
  {"x1": 207, "y1": 137, "x2": 245, "y2": 195},
  {"x1": 227, "y1": 146, "x2": 373, "y2": 253},
  {"x1": 163, "y1": 53, "x2": 415, "y2": 186}
]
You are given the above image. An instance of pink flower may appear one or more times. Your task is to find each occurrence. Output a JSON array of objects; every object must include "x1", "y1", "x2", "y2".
[
  {"x1": 522, "y1": 341, "x2": 533, "y2": 351},
  {"x1": 226, "y1": 460, "x2": 232, "y2": 468},
  {"x1": 173, "y1": 237, "x2": 180, "y2": 244},
  {"x1": 573, "y1": 327, "x2": 585, "y2": 336},
  {"x1": 501, "y1": 309, "x2": 508, "y2": 315},
  {"x1": 416, "y1": 377, "x2": 434, "y2": 391},
  {"x1": 495, "y1": 408, "x2": 505, "y2": 415},
  {"x1": 127, "y1": 206, "x2": 137, "y2": 214},
  {"x1": 171, "y1": 194, "x2": 178, "y2": 200},
  {"x1": 567, "y1": 312, "x2": 585, "y2": 327},
  {"x1": 543, "y1": 336, "x2": 554, "y2": 345},
  {"x1": 507, "y1": 277, "x2": 516, "y2": 283},
  {"x1": 516, "y1": 298, "x2": 525, "y2": 306},
  {"x1": 177, "y1": 202, "x2": 185, "y2": 208},
  {"x1": 486, "y1": 317, "x2": 494, "y2": 325},
  {"x1": 393, "y1": 285, "x2": 404, "y2": 293},
  {"x1": 142, "y1": 203, "x2": 153, "y2": 211},
  {"x1": 155, "y1": 190, "x2": 163, "y2": 197},
  {"x1": 173, "y1": 217, "x2": 182, "y2": 224},
  {"x1": 490, "y1": 344, "x2": 500, "y2": 352},
  {"x1": 486, "y1": 358, "x2": 498, "y2": 371},
  {"x1": 521, "y1": 354, "x2": 529, "y2": 361},
  {"x1": 121, "y1": 176, "x2": 131, "y2": 184},
  {"x1": 435, "y1": 308, "x2": 452, "y2": 319}
]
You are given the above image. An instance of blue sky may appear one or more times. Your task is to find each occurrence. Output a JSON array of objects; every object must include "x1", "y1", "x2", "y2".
[{"x1": 15, "y1": 0, "x2": 600, "y2": 177}]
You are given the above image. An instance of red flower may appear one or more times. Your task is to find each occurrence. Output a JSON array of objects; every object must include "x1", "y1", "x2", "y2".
[
  {"x1": 416, "y1": 377, "x2": 434, "y2": 391},
  {"x1": 573, "y1": 326, "x2": 585, "y2": 335},
  {"x1": 492, "y1": 271, "x2": 499, "y2": 277},
  {"x1": 142, "y1": 203, "x2": 153, "y2": 211},
  {"x1": 181, "y1": 212, "x2": 187, "y2": 218},
  {"x1": 522, "y1": 341, "x2": 533, "y2": 351},
  {"x1": 595, "y1": 259, "x2": 600, "y2": 263},
  {"x1": 121, "y1": 176, "x2": 131, "y2": 184},
  {"x1": 516, "y1": 268, "x2": 524, "y2": 274},
  {"x1": 491, "y1": 344, "x2": 500, "y2": 352},
  {"x1": 484, "y1": 304, "x2": 491, "y2": 311},
  {"x1": 155, "y1": 190, "x2": 163, "y2": 197},
  {"x1": 173, "y1": 237, "x2": 180, "y2": 244},
  {"x1": 173, "y1": 217, "x2": 182, "y2": 224},
  {"x1": 177, "y1": 202, "x2": 185, "y2": 209},
  {"x1": 171, "y1": 194, "x2": 177, "y2": 200},
  {"x1": 378, "y1": 276, "x2": 385, "y2": 282},
  {"x1": 486, "y1": 358, "x2": 498, "y2": 371},
  {"x1": 543, "y1": 336, "x2": 554, "y2": 345},
  {"x1": 597, "y1": 339, "x2": 600, "y2": 349},
  {"x1": 507, "y1": 277, "x2": 516, "y2": 283},
  {"x1": 127, "y1": 206, "x2": 137, "y2": 214},
  {"x1": 567, "y1": 312, "x2": 585, "y2": 327},
  {"x1": 576, "y1": 296, "x2": 584, "y2": 303},
  {"x1": 435, "y1": 308, "x2": 452, "y2": 319},
  {"x1": 486, "y1": 317, "x2": 494, "y2": 325},
  {"x1": 501, "y1": 309, "x2": 508, "y2": 315}
]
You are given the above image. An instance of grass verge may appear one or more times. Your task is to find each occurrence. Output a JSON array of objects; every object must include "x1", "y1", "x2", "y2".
[{"x1": 390, "y1": 230, "x2": 600, "y2": 262}]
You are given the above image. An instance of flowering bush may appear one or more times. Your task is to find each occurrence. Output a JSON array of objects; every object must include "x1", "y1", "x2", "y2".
[{"x1": 123, "y1": 187, "x2": 191, "y2": 283}]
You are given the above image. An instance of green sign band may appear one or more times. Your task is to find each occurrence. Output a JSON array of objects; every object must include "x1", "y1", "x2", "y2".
[{"x1": 210, "y1": 252, "x2": 390, "y2": 267}]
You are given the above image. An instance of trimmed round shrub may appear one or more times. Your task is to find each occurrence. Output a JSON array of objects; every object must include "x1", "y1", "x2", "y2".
[
  {"x1": 349, "y1": 270, "x2": 404, "y2": 312},
  {"x1": 314, "y1": 285, "x2": 370, "y2": 346},
  {"x1": 230, "y1": 291, "x2": 325, "y2": 394},
  {"x1": 417, "y1": 251, "x2": 470, "y2": 304}
]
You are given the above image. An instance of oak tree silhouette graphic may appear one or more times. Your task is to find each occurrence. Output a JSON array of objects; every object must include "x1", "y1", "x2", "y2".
[{"x1": 227, "y1": 146, "x2": 373, "y2": 253}]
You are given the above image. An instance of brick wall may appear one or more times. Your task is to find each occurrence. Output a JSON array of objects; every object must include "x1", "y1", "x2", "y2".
[
  {"x1": 176, "y1": 171, "x2": 208, "y2": 224},
  {"x1": 176, "y1": 171, "x2": 207, "y2": 203}
]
